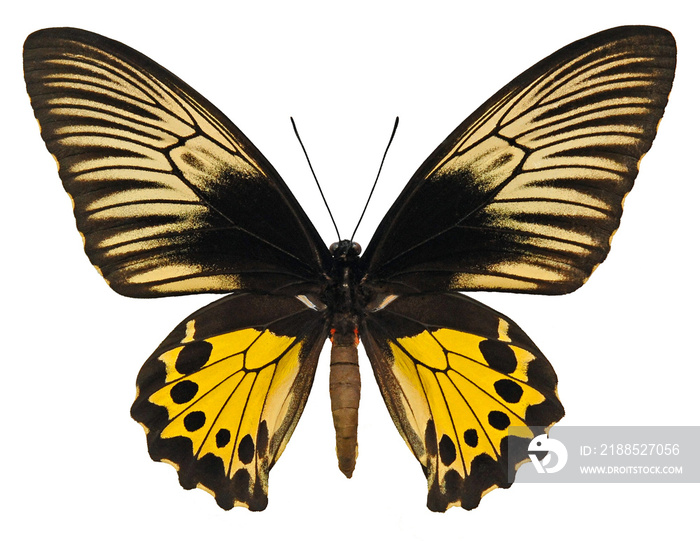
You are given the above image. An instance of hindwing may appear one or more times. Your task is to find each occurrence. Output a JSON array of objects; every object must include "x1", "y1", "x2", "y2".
[
  {"x1": 23, "y1": 28, "x2": 330, "y2": 297},
  {"x1": 362, "y1": 26, "x2": 676, "y2": 295},
  {"x1": 361, "y1": 293, "x2": 563, "y2": 511},
  {"x1": 131, "y1": 292, "x2": 327, "y2": 510}
]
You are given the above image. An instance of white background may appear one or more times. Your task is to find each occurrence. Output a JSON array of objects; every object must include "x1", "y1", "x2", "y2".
[{"x1": 3, "y1": 1, "x2": 698, "y2": 538}]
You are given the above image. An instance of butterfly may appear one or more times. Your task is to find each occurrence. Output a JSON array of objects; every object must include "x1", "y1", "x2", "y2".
[{"x1": 23, "y1": 25, "x2": 676, "y2": 511}]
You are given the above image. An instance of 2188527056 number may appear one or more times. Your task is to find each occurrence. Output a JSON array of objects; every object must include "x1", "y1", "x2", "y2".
[{"x1": 599, "y1": 443, "x2": 680, "y2": 456}]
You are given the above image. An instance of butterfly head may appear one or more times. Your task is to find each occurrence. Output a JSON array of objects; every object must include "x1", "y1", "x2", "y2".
[{"x1": 329, "y1": 240, "x2": 362, "y2": 262}]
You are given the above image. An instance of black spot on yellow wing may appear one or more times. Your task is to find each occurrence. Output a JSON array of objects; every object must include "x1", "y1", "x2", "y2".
[
  {"x1": 494, "y1": 379, "x2": 523, "y2": 403},
  {"x1": 487, "y1": 411, "x2": 510, "y2": 430},
  {"x1": 238, "y1": 435, "x2": 255, "y2": 464},
  {"x1": 439, "y1": 435, "x2": 457, "y2": 466},
  {"x1": 479, "y1": 340, "x2": 517, "y2": 374},
  {"x1": 170, "y1": 380, "x2": 199, "y2": 404},
  {"x1": 183, "y1": 411, "x2": 207, "y2": 431},
  {"x1": 176, "y1": 342, "x2": 212, "y2": 375},
  {"x1": 216, "y1": 429, "x2": 231, "y2": 448},
  {"x1": 463, "y1": 429, "x2": 478, "y2": 448},
  {"x1": 425, "y1": 420, "x2": 438, "y2": 456},
  {"x1": 131, "y1": 293, "x2": 326, "y2": 510},
  {"x1": 362, "y1": 292, "x2": 563, "y2": 511},
  {"x1": 256, "y1": 421, "x2": 269, "y2": 458}
]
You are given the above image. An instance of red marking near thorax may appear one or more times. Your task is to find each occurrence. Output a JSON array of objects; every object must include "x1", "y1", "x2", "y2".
[{"x1": 329, "y1": 328, "x2": 359, "y2": 345}]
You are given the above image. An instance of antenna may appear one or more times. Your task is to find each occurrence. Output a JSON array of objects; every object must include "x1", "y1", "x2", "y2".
[
  {"x1": 351, "y1": 117, "x2": 399, "y2": 241},
  {"x1": 290, "y1": 117, "x2": 341, "y2": 242}
]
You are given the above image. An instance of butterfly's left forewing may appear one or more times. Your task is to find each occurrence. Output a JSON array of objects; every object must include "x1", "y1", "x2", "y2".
[
  {"x1": 23, "y1": 28, "x2": 330, "y2": 298},
  {"x1": 361, "y1": 293, "x2": 563, "y2": 511},
  {"x1": 131, "y1": 292, "x2": 328, "y2": 510}
]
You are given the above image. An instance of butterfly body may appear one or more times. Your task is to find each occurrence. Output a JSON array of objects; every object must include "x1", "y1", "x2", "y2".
[
  {"x1": 323, "y1": 239, "x2": 366, "y2": 478},
  {"x1": 23, "y1": 25, "x2": 675, "y2": 511}
]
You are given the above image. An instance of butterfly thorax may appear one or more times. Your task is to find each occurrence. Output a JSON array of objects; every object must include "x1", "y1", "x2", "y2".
[{"x1": 324, "y1": 239, "x2": 366, "y2": 337}]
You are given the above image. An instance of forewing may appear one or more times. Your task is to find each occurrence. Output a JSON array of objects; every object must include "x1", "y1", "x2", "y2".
[
  {"x1": 361, "y1": 293, "x2": 564, "y2": 511},
  {"x1": 131, "y1": 292, "x2": 327, "y2": 510},
  {"x1": 362, "y1": 26, "x2": 676, "y2": 295},
  {"x1": 23, "y1": 28, "x2": 329, "y2": 297}
]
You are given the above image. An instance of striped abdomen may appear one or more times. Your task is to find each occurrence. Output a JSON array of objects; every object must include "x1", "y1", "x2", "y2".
[{"x1": 329, "y1": 328, "x2": 361, "y2": 478}]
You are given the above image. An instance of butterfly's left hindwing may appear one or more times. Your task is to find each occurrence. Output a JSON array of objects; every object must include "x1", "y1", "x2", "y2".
[
  {"x1": 361, "y1": 293, "x2": 563, "y2": 511},
  {"x1": 131, "y1": 292, "x2": 328, "y2": 510}
]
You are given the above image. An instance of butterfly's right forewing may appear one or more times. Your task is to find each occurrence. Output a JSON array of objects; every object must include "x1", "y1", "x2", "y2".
[{"x1": 362, "y1": 26, "x2": 676, "y2": 295}]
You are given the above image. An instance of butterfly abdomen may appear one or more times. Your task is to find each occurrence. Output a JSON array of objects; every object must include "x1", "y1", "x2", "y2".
[{"x1": 329, "y1": 327, "x2": 361, "y2": 477}]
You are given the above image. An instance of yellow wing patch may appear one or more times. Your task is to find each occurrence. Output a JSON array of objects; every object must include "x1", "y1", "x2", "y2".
[
  {"x1": 362, "y1": 293, "x2": 564, "y2": 512},
  {"x1": 131, "y1": 296, "x2": 326, "y2": 511},
  {"x1": 390, "y1": 325, "x2": 547, "y2": 479}
]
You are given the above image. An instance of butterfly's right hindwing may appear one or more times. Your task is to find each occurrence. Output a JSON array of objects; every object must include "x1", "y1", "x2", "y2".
[
  {"x1": 361, "y1": 292, "x2": 564, "y2": 511},
  {"x1": 131, "y1": 292, "x2": 328, "y2": 510},
  {"x1": 23, "y1": 28, "x2": 330, "y2": 298}
]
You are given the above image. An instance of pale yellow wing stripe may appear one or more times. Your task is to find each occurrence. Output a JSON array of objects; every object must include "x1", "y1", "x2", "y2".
[
  {"x1": 363, "y1": 28, "x2": 675, "y2": 295},
  {"x1": 27, "y1": 40, "x2": 262, "y2": 288},
  {"x1": 441, "y1": 38, "x2": 674, "y2": 291},
  {"x1": 24, "y1": 29, "x2": 329, "y2": 297}
]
